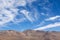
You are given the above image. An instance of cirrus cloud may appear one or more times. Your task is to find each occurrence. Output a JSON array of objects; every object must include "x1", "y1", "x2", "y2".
[
  {"x1": 34, "y1": 15, "x2": 60, "y2": 30},
  {"x1": 34, "y1": 22, "x2": 60, "y2": 30},
  {"x1": 0, "y1": 0, "x2": 37, "y2": 26},
  {"x1": 45, "y1": 16, "x2": 60, "y2": 21}
]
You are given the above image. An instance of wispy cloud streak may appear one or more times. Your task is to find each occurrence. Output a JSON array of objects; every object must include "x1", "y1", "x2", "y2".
[
  {"x1": 0, "y1": 0, "x2": 27, "y2": 26},
  {"x1": 34, "y1": 22, "x2": 60, "y2": 30},
  {"x1": 0, "y1": 0, "x2": 37, "y2": 26},
  {"x1": 34, "y1": 15, "x2": 60, "y2": 30},
  {"x1": 46, "y1": 16, "x2": 60, "y2": 21},
  {"x1": 20, "y1": 10, "x2": 35, "y2": 22}
]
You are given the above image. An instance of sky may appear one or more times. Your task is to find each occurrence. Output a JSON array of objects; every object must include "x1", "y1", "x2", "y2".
[{"x1": 0, "y1": 0, "x2": 60, "y2": 31}]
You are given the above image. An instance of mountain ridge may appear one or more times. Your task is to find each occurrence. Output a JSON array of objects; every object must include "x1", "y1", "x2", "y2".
[{"x1": 0, "y1": 30, "x2": 60, "y2": 40}]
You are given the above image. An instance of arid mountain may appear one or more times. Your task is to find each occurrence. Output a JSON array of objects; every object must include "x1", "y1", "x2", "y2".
[{"x1": 0, "y1": 30, "x2": 60, "y2": 40}]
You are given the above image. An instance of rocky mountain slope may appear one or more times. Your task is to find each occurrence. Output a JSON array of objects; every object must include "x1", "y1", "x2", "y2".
[{"x1": 0, "y1": 30, "x2": 60, "y2": 40}]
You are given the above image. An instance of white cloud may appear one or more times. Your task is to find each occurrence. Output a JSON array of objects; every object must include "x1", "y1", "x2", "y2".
[
  {"x1": 20, "y1": 10, "x2": 35, "y2": 22},
  {"x1": 34, "y1": 22, "x2": 60, "y2": 30},
  {"x1": 34, "y1": 13, "x2": 39, "y2": 20},
  {"x1": 15, "y1": 0, "x2": 26, "y2": 7},
  {"x1": 36, "y1": 21, "x2": 45, "y2": 27},
  {"x1": 1, "y1": 0, "x2": 26, "y2": 8},
  {"x1": 12, "y1": 18, "x2": 26, "y2": 24},
  {"x1": 0, "y1": 0, "x2": 37, "y2": 26},
  {"x1": 0, "y1": 9, "x2": 15, "y2": 25},
  {"x1": 34, "y1": 15, "x2": 60, "y2": 30},
  {"x1": 33, "y1": 8, "x2": 39, "y2": 20},
  {"x1": 26, "y1": 0, "x2": 36, "y2": 3},
  {"x1": 46, "y1": 16, "x2": 60, "y2": 21},
  {"x1": 0, "y1": 0, "x2": 27, "y2": 26}
]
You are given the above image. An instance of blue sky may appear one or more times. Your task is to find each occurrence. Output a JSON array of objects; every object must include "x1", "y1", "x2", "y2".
[{"x1": 0, "y1": 0, "x2": 60, "y2": 31}]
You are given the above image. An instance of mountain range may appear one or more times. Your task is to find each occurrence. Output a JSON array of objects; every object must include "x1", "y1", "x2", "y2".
[{"x1": 0, "y1": 30, "x2": 60, "y2": 40}]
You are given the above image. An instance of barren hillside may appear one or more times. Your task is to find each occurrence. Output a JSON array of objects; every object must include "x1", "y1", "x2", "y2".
[{"x1": 0, "y1": 30, "x2": 60, "y2": 40}]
